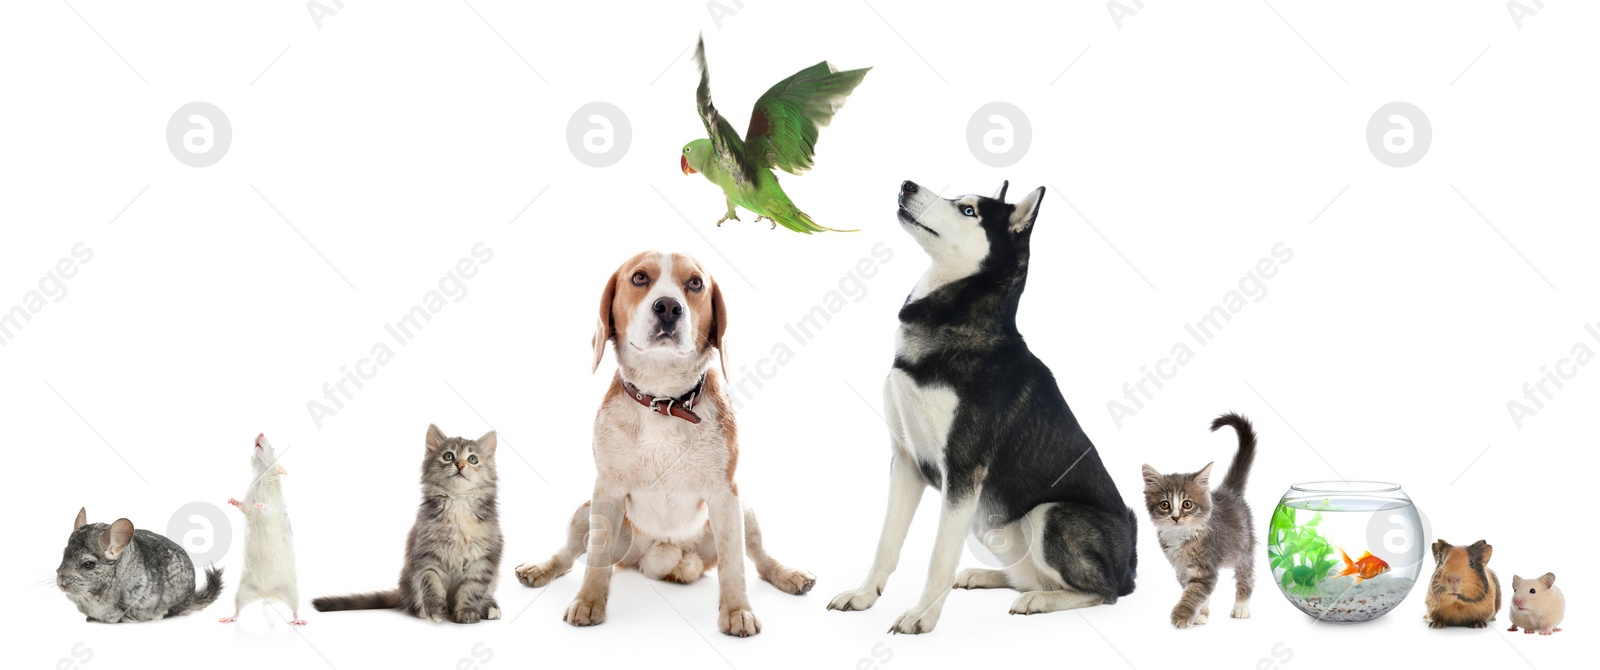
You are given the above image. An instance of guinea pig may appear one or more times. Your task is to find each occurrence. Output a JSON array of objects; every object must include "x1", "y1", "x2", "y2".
[
  {"x1": 1423, "y1": 538, "x2": 1501, "y2": 629},
  {"x1": 1508, "y1": 573, "x2": 1564, "y2": 635}
]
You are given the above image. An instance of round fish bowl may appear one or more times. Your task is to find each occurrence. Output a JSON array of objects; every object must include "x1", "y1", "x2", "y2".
[{"x1": 1268, "y1": 481, "x2": 1425, "y2": 622}]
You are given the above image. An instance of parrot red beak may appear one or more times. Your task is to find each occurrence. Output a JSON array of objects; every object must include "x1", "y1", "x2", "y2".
[{"x1": 681, "y1": 155, "x2": 696, "y2": 175}]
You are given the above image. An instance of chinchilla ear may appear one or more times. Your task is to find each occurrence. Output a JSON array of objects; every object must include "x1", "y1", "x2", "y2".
[
  {"x1": 102, "y1": 519, "x2": 134, "y2": 560},
  {"x1": 74, "y1": 507, "x2": 87, "y2": 530}
]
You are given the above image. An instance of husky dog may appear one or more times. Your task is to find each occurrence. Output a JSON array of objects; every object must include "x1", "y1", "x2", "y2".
[{"x1": 827, "y1": 181, "x2": 1138, "y2": 634}]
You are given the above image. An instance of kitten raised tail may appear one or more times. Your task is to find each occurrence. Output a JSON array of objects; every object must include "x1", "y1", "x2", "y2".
[{"x1": 1210, "y1": 412, "x2": 1257, "y2": 493}]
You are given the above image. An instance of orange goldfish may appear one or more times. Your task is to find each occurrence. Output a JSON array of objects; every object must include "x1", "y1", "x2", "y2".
[{"x1": 1338, "y1": 548, "x2": 1391, "y2": 583}]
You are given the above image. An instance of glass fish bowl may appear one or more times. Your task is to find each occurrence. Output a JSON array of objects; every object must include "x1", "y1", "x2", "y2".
[{"x1": 1268, "y1": 481, "x2": 1424, "y2": 622}]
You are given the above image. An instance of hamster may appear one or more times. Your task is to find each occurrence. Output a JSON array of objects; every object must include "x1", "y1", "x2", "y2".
[
  {"x1": 1508, "y1": 572, "x2": 1564, "y2": 635},
  {"x1": 1423, "y1": 538, "x2": 1501, "y2": 629},
  {"x1": 57, "y1": 508, "x2": 224, "y2": 622},
  {"x1": 220, "y1": 433, "x2": 305, "y2": 625}
]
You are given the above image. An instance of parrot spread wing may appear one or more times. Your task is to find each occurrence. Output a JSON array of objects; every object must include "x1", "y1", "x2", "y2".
[
  {"x1": 743, "y1": 61, "x2": 870, "y2": 175},
  {"x1": 693, "y1": 37, "x2": 756, "y2": 191}
]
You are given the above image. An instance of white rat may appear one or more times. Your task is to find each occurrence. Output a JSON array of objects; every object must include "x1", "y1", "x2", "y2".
[
  {"x1": 220, "y1": 433, "x2": 305, "y2": 625},
  {"x1": 1508, "y1": 572, "x2": 1564, "y2": 635}
]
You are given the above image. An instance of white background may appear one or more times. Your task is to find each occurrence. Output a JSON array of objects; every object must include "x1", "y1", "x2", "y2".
[{"x1": 3, "y1": 1, "x2": 1593, "y2": 668}]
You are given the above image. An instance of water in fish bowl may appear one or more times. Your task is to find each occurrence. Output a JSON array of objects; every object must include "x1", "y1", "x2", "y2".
[{"x1": 1269, "y1": 484, "x2": 1425, "y2": 623}]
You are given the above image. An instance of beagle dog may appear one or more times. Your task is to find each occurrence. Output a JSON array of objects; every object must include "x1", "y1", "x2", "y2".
[{"x1": 514, "y1": 251, "x2": 814, "y2": 637}]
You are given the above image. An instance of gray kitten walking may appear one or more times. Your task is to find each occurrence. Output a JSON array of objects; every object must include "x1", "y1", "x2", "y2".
[
  {"x1": 57, "y1": 508, "x2": 224, "y2": 622},
  {"x1": 1140, "y1": 413, "x2": 1258, "y2": 629},
  {"x1": 312, "y1": 425, "x2": 504, "y2": 623}
]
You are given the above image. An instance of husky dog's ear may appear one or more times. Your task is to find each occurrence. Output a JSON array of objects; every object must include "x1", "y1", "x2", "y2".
[
  {"x1": 709, "y1": 277, "x2": 729, "y2": 379},
  {"x1": 993, "y1": 180, "x2": 1009, "y2": 201},
  {"x1": 1009, "y1": 186, "x2": 1045, "y2": 233},
  {"x1": 592, "y1": 268, "x2": 620, "y2": 373}
]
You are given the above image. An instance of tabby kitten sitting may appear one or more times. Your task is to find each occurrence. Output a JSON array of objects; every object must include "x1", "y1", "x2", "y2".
[
  {"x1": 313, "y1": 425, "x2": 503, "y2": 624},
  {"x1": 1141, "y1": 413, "x2": 1258, "y2": 629}
]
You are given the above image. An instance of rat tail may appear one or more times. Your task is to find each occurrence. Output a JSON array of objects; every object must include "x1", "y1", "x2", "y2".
[
  {"x1": 312, "y1": 589, "x2": 402, "y2": 612},
  {"x1": 180, "y1": 566, "x2": 225, "y2": 614},
  {"x1": 1211, "y1": 412, "x2": 1257, "y2": 493}
]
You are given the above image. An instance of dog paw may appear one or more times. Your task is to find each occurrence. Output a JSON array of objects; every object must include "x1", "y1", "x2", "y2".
[
  {"x1": 827, "y1": 586, "x2": 880, "y2": 612},
  {"x1": 889, "y1": 606, "x2": 940, "y2": 635},
  {"x1": 954, "y1": 568, "x2": 1007, "y2": 590},
  {"x1": 564, "y1": 597, "x2": 606, "y2": 627},
  {"x1": 767, "y1": 565, "x2": 816, "y2": 595},
  {"x1": 1009, "y1": 592, "x2": 1051, "y2": 615},
  {"x1": 515, "y1": 561, "x2": 565, "y2": 588},
  {"x1": 453, "y1": 608, "x2": 481, "y2": 624},
  {"x1": 1231, "y1": 601, "x2": 1250, "y2": 619},
  {"x1": 719, "y1": 607, "x2": 761, "y2": 637}
]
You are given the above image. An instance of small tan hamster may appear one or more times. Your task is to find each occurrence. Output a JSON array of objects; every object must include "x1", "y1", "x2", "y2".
[
  {"x1": 1424, "y1": 539, "x2": 1501, "y2": 629},
  {"x1": 1508, "y1": 572, "x2": 1564, "y2": 635}
]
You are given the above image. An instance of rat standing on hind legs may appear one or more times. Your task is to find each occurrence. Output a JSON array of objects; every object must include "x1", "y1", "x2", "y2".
[{"x1": 220, "y1": 433, "x2": 305, "y2": 625}]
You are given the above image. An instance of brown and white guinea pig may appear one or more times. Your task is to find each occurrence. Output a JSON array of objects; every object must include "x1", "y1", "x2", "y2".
[
  {"x1": 1508, "y1": 572, "x2": 1565, "y2": 635},
  {"x1": 1424, "y1": 538, "x2": 1501, "y2": 629}
]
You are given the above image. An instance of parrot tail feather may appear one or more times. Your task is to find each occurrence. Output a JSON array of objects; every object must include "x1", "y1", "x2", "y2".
[{"x1": 784, "y1": 210, "x2": 857, "y2": 234}]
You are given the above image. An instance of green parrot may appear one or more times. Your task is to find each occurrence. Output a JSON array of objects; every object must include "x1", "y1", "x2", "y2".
[{"x1": 680, "y1": 36, "x2": 869, "y2": 234}]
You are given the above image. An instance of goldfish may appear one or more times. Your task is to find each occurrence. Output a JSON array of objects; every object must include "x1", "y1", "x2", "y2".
[{"x1": 1338, "y1": 548, "x2": 1391, "y2": 583}]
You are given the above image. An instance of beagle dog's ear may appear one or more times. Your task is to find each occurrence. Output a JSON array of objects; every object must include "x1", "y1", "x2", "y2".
[
  {"x1": 592, "y1": 269, "x2": 620, "y2": 373},
  {"x1": 710, "y1": 277, "x2": 729, "y2": 379}
]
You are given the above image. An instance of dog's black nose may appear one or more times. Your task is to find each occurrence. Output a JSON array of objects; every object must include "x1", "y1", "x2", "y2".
[
  {"x1": 653, "y1": 297, "x2": 683, "y2": 324},
  {"x1": 901, "y1": 181, "x2": 918, "y2": 195}
]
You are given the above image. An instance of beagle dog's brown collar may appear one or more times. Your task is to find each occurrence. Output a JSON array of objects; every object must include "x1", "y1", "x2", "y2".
[{"x1": 622, "y1": 374, "x2": 706, "y2": 424}]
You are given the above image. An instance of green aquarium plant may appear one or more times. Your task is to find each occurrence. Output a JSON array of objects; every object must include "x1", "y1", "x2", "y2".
[{"x1": 1268, "y1": 504, "x2": 1340, "y2": 596}]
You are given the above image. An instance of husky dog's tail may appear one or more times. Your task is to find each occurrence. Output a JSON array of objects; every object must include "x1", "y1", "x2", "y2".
[
  {"x1": 178, "y1": 566, "x2": 225, "y2": 615},
  {"x1": 312, "y1": 590, "x2": 402, "y2": 612},
  {"x1": 1210, "y1": 412, "x2": 1257, "y2": 493}
]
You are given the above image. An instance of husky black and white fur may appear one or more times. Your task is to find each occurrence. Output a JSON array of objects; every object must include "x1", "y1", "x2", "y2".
[{"x1": 827, "y1": 181, "x2": 1139, "y2": 634}]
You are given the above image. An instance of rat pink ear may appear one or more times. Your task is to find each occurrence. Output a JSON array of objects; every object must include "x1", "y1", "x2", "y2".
[
  {"x1": 592, "y1": 269, "x2": 621, "y2": 374},
  {"x1": 709, "y1": 277, "x2": 729, "y2": 379},
  {"x1": 476, "y1": 431, "x2": 497, "y2": 457},
  {"x1": 1539, "y1": 572, "x2": 1555, "y2": 589},
  {"x1": 74, "y1": 507, "x2": 87, "y2": 531},
  {"x1": 425, "y1": 424, "x2": 448, "y2": 452},
  {"x1": 102, "y1": 519, "x2": 134, "y2": 560}
]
